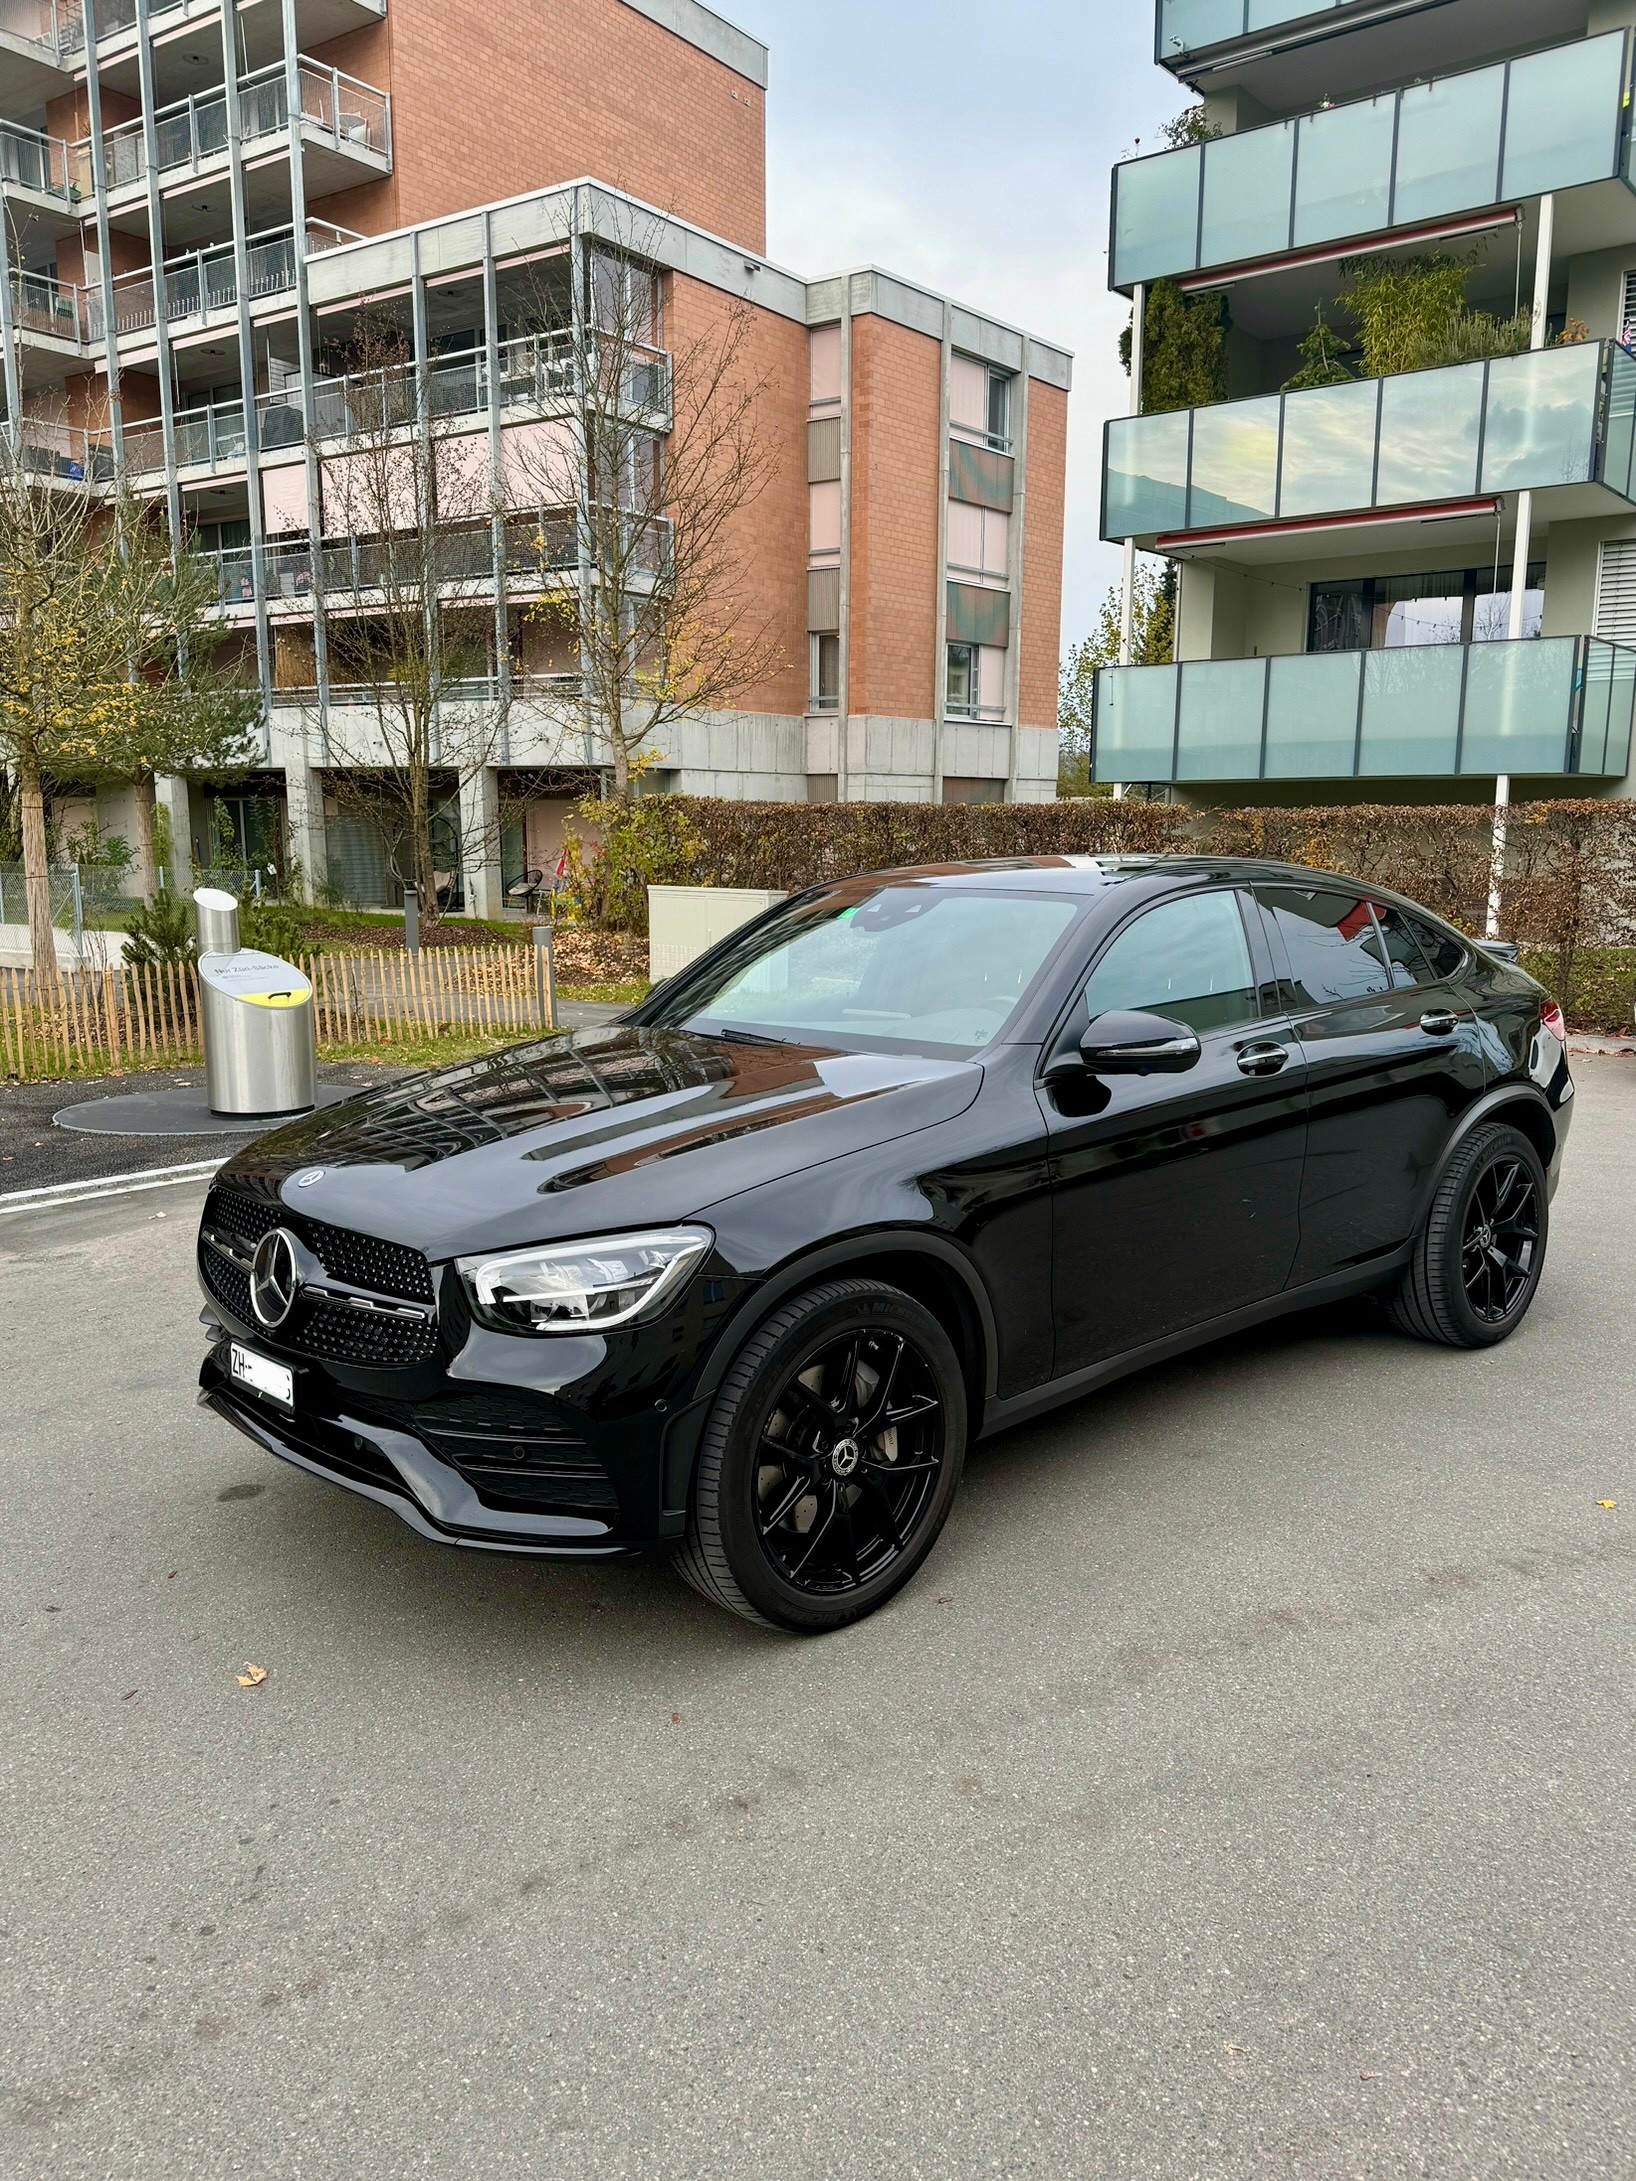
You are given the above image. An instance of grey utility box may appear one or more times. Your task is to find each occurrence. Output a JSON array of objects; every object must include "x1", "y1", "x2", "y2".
[{"x1": 193, "y1": 887, "x2": 317, "y2": 1118}]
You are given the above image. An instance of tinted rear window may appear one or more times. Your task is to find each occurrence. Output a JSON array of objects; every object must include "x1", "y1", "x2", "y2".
[{"x1": 1259, "y1": 886, "x2": 1391, "y2": 1006}]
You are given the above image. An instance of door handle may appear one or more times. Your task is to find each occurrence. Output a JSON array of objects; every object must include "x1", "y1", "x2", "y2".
[
  {"x1": 1237, "y1": 1043, "x2": 1290, "y2": 1077},
  {"x1": 1420, "y1": 1010, "x2": 1459, "y2": 1037}
]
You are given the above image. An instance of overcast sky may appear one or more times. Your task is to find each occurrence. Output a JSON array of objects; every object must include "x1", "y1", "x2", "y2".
[{"x1": 725, "y1": 0, "x2": 1177, "y2": 659}]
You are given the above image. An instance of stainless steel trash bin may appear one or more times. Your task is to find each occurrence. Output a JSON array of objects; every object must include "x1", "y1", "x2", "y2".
[{"x1": 194, "y1": 887, "x2": 317, "y2": 1117}]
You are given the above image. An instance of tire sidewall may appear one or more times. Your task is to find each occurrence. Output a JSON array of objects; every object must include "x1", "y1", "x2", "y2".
[
  {"x1": 1437, "y1": 1126, "x2": 1549, "y2": 1347},
  {"x1": 706, "y1": 1286, "x2": 967, "y2": 1634}
]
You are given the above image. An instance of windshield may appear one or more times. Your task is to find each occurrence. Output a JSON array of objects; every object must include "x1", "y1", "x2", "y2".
[{"x1": 649, "y1": 886, "x2": 1081, "y2": 1055}]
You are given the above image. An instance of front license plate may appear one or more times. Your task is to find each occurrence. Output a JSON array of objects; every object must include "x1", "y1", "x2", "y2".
[{"x1": 229, "y1": 1342, "x2": 294, "y2": 1414}]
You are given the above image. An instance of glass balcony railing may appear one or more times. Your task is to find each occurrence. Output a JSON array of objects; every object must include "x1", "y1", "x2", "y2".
[
  {"x1": 1156, "y1": 0, "x2": 1444, "y2": 65},
  {"x1": 1093, "y1": 636, "x2": 1636, "y2": 784},
  {"x1": 96, "y1": 59, "x2": 389, "y2": 192},
  {"x1": 305, "y1": 332, "x2": 667, "y2": 441},
  {"x1": 10, "y1": 416, "x2": 113, "y2": 481},
  {"x1": 1116, "y1": 31, "x2": 1630, "y2": 290},
  {"x1": 1105, "y1": 341, "x2": 1636, "y2": 543}
]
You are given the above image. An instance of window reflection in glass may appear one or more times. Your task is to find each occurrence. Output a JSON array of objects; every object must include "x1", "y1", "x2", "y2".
[
  {"x1": 1260, "y1": 887, "x2": 1392, "y2": 1007},
  {"x1": 1082, "y1": 890, "x2": 1260, "y2": 1036}
]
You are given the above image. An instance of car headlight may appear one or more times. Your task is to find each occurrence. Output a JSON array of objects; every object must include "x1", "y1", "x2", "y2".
[{"x1": 457, "y1": 1227, "x2": 714, "y2": 1335}]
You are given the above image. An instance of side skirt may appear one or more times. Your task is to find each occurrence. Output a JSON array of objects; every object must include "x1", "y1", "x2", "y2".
[{"x1": 977, "y1": 1249, "x2": 1412, "y2": 1440}]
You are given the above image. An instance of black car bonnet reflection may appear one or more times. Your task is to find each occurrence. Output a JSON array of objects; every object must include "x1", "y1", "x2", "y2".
[{"x1": 227, "y1": 1025, "x2": 983, "y2": 1259}]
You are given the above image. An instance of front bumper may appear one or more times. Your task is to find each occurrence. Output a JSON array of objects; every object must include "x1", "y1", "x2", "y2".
[{"x1": 198, "y1": 1327, "x2": 716, "y2": 1560}]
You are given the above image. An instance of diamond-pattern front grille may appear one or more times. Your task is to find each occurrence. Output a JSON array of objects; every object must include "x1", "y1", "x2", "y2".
[
  {"x1": 200, "y1": 1186, "x2": 438, "y2": 1370},
  {"x1": 203, "y1": 1187, "x2": 433, "y2": 1304}
]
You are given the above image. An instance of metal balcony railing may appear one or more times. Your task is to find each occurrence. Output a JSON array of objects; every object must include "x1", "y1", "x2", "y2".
[
  {"x1": 9, "y1": 416, "x2": 114, "y2": 481},
  {"x1": 0, "y1": 121, "x2": 87, "y2": 202},
  {"x1": 96, "y1": 59, "x2": 389, "y2": 191},
  {"x1": 1093, "y1": 635, "x2": 1636, "y2": 784},
  {"x1": 0, "y1": 0, "x2": 79, "y2": 57},
  {"x1": 87, "y1": 219, "x2": 359, "y2": 339},
  {"x1": 305, "y1": 331, "x2": 670, "y2": 441},
  {"x1": 1105, "y1": 341, "x2": 1636, "y2": 545},
  {"x1": 1115, "y1": 30, "x2": 1632, "y2": 290},
  {"x1": 8, "y1": 266, "x2": 84, "y2": 339},
  {"x1": 122, "y1": 400, "x2": 245, "y2": 475}
]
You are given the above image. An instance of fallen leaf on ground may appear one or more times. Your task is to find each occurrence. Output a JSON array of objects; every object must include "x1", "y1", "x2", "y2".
[
  {"x1": 670, "y1": 1711, "x2": 682, "y2": 1725},
  {"x1": 1360, "y1": 2071, "x2": 1383, "y2": 2082},
  {"x1": 1597, "y1": 1500, "x2": 1618, "y2": 1510},
  {"x1": 236, "y1": 1663, "x2": 268, "y2": 1688}
]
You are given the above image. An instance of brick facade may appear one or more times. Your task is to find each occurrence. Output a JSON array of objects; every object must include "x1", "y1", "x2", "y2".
[
  {"x1": 306, "y1": 0, "x2": 767, "y2": 254},
  {"x1": 1020, "y1": 381, "x2": 1069, "y2": 735},
  {"x1": 848, "y1": 316, "x2": 943, "y2": 724}
]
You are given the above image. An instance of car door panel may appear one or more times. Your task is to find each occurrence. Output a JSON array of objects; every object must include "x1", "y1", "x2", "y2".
[
  {"x1": 1043, "y1": 887, "x2": 1308, "y2": 1375},
  {"x1": 1256, "y1": 886, "x2": 1491, "y2": 1284}
]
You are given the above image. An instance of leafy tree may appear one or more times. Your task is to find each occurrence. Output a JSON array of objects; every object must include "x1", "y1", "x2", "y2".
[
  {"x1": 1058, "y1": 565, "x2": 1175, "y2": 796},
  {"x1": 1120, "y1": 280, "x2": 1230, "y2": 415},
  {"x1": 0, "y1": 461, "x2": 260, "y2": 980}
]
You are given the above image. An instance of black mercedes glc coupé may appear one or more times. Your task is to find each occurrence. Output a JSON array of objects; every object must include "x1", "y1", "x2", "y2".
[{"x1": 197, "y1": 857, "x2": 1573, "y2": 1633}]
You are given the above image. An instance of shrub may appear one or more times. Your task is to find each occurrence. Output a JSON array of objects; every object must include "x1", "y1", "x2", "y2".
[
  {"x1": 563, "y1": 795, "x2": 1193, "y2": 933},
  {"x1": 121, "y1": 888, "x2": 196, "y2": 968},
  {"x1": 240, "y1": 898, "x2": 322, "y2": 961}
]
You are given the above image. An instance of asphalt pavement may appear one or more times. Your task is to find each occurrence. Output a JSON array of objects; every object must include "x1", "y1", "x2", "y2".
[{"x1": 2, "y1": 1060, "x2": 1633, "y2": 2180}]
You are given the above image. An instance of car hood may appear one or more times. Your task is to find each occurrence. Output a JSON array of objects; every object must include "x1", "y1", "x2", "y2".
[{"x1": 222, "y1": 1024, "x2": 983, "y2": 1260}]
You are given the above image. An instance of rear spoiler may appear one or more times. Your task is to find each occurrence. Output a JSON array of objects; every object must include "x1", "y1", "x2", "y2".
[{"x1": 1479, "y1": 939, "x2": 1522, "y2": 965}]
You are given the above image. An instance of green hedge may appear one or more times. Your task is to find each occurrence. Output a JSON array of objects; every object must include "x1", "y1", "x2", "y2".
[{"x1": 563, "y1": 793, "x2": 1636, "y2": 1032}]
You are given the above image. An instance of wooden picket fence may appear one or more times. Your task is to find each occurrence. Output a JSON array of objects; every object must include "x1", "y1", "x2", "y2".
[{"x1": 0, "y1": 947, "x2": 552, "y2": 1082}]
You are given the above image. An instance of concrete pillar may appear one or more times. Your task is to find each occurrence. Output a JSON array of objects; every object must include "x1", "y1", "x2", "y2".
[
  {"x1": 283, "y1": 762, "x2": 329, "y2": 901},
  {"x1": 459, "y1": 767, "x2": 503, "y2": 921},
  {"x1": 154, "y1": 777, "x2": 195, "y2": 893}
]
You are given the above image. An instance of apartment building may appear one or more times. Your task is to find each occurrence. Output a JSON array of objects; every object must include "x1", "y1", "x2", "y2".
[
  {"x1": 0, "y1": 0, "x2": 1071, "y2": 908},
  {"x1": 1097, "y1": 0, "x2": 1636, "y2": 803}
]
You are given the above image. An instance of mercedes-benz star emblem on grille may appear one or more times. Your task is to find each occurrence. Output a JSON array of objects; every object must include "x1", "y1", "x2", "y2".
[
  {"x1": 250, "y1": 1228, "x2": 303, "y2": 1330},
  {"x1": 293, "y1": 1169, "x2": 325, "y2": 1189}
]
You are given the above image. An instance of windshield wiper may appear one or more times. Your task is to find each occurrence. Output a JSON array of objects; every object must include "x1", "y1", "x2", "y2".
[{"x1": 707, "y1": 1026, "x2": 789, "y2": 1047}]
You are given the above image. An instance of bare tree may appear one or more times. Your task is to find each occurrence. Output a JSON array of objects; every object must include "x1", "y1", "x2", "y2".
[
  {"x1": 309, "y1": 316, "x2": 512, "y2": 919},
  {"x1": 0, "y1": 457, "x2": 259, "y2": 980},
  {"x1": 510, "y1": 212, "x2": 787, "y2": 798}
]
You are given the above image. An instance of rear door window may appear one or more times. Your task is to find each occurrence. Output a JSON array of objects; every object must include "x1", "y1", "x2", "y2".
[
  {"x1": 1370, "y1": 902, "x2": 1435, "y2": 990},
  {"x1": 1406, "y1": 916, "x2": 1469, "y2": 983},
  {"x1": 1258, "y1": 886, "x2": 1391, "y2": 1007}
]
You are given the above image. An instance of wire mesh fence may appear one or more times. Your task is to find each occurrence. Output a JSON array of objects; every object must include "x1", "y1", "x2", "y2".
[{"x1": 0, "y1": 947, "x2": 554, "y2": 1081}]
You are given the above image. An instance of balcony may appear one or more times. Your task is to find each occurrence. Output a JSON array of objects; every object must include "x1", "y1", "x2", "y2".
[
  {"x1": 0, "y1": 0, "x2": 77, "y2": 103},
  {"x1": 1157, "y1": 1, "x2": 1593, "y2": 112},
  {"x1": 0, "y1": 123, "x2": 90, "y2": 229},
  {"x1": 1104, "y1": 342, "x2": 1636, "y2": 552},
  {"x1": 7, "y1": 267, "x2": 85, "y2": 351},
  {"x1": 1114, "y1": 31, "x2": 1631, "y2": 292},
  {"x1": 1093, "y1": 635, "x2": 1636, "y2": 784},
  {"x1": 61, "y1": 0, "x2": 385, "y2": 55},
  {"x1": 88, "y1": 220, "x2": 358, "y2": 342},
  {"x1": 304, "y1": 332, "x2": 670, "y2": 441},
  {"x1": 96, "y1": 60, "x2": 390, "y2": 210},
  {"x1": 9, "y1": 417, "x2": 114, "y2": 483}
]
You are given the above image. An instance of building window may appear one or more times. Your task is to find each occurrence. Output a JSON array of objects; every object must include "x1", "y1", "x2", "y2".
[
  {"x1": 946, "y1": 642, "x2": 1009, "y2": 721},
  {"x1": 1309, "y1": 566, "x2": 1545, "y2": 653},
  {"x1": 950, "y1": 354, "x2": 1013, "y2": 453},
  {"x1": 810, "y1": 323, "x2": 842, "y2": 412},
  {"x1": 808, "y1": 478, "x2": 842, "y2": 567},
  {"x1": 947, "y1": 499, "x2": 1010, "y2": 587},
  {"x1": 810, "y1": 632, "x2": 841, "y2": 713},
  {"x1": 942, "y1": 776, "x2": 1004, "y2": 805}
]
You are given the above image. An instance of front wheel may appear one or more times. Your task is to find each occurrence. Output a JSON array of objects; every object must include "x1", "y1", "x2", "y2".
[
  {"x1": 1385, "y1": 1121, "x2": 1548, "y2": 1349},
  {"x1": 676, "y1": 1279, "x2": 967, "y2": 1633}
]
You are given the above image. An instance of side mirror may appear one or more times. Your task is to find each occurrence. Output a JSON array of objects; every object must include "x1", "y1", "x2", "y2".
[{"x1": 1063, "y1": 1009, "x2": 1202, "y2": 1078}]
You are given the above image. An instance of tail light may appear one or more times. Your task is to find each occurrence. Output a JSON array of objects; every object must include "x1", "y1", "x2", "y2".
[{"x1": 1541, "y1": 1000, "x2": 1568, "y2": 1045}]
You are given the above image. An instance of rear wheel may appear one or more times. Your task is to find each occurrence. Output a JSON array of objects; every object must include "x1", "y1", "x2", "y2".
[
  {"x1": 676, "y1": 1279, "x2": 967, "y2": 1633},
  {"x1": 1385, "y1": 1121, "x2": 1548, "y2": 1349}
]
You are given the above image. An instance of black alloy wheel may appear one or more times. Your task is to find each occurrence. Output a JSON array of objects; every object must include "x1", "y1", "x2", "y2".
[
  {"x1": 1386, "y1": 1120, "x2": 1549, "y2": 1349},
  {"x1": 1460, "y1": 1154, "x2": 1540, "y2": 1326},
  {"x1": 677, "y1": 1279, "x2": 967, "y2": 1633}
]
